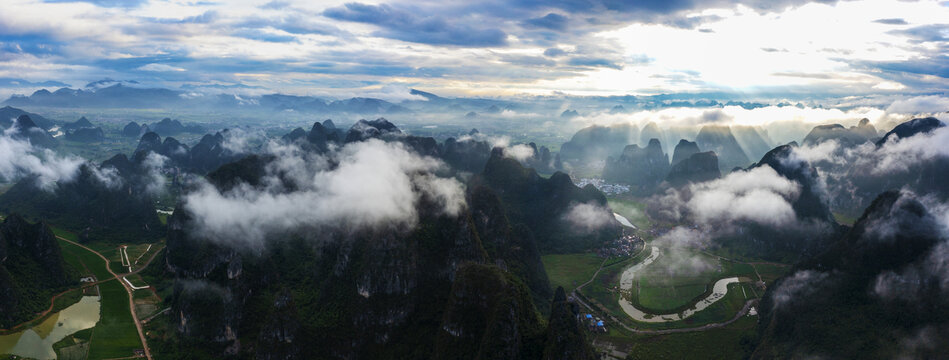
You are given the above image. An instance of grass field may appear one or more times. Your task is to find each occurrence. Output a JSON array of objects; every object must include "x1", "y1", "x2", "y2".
[
  {"x1": 125, "y1": 273, "x2": 148, "y2": 288},
  {"x1": 541, "y1": 253, "x2": 604, "y2": 292},
  {"x1": 582, "y1": 257, "x2": 635, "y2": 317},
  {"x1": 57, "y1": 237, "x2": 113, "y2": 282},
  {"x1": 53, "y1": 328, "x2": 93, "y2": 360},
  {"x1": 626, "y1": 250, "x2": 759, "y2": 314},
  {"x1": 752, "y1": 263, "x2": 791, "y2": 284},
  {"x1": 87, "y1": 280, "x2": 142, "y2": 359},
  {"x1": 624, "y1": 315, "x2": 759, "y2": 359},
  {"x1": 607, "y1": 198, "x2": 652, "y2": 229}
]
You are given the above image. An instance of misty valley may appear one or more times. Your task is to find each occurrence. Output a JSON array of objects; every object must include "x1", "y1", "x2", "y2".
[{"x1": 1, "y1": 1, "x2": 948, "y2": 359}]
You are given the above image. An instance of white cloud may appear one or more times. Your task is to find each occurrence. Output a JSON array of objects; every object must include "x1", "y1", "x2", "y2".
[
  {"x1": 136, "y1": 63, "x2": 186, "y2": 72},
  {"x1": 562, "y1": 202, "x2": 614, "y2": 233},
  {"x1": 504, "y1": 143, "x2": 535, "y2": 162},
  {"x1": 0, "y1": 127, "x2": 83, "y2": 190},
  {"x1": 771, "y1": 270, "x2": 830, "y2": 309},
  {"x1": 886, "y1": 95, "x2": 949, "y2": 114},
  {"x1": 687, "y1": 166, "x2": 801, "y2": 227},
  {"x1": 184, "y1": 139, "x2": 466, "y2": 248},
  {"x1": 859, "y1": 126, "x2": 949, "y2": 175},
  {"x1": 142, "y1": 152, "x2": 168, "y2": 195}
]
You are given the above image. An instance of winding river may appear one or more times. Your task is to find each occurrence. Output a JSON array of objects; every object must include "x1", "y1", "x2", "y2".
[
  {"x1": 618, "y1": 247, "x2": 740, "y2": 323},
  {"x1": 613, "y1": 212, "x2": 637, "y2": 229},
  {"x1": 0, "y1": 296, "x2": 101, "y2": 359}
]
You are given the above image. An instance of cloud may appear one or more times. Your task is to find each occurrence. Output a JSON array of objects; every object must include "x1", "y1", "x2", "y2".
[
  {"x1": 136, "y1": 63, "x2": 186, "y2": 72},
  {"x1": 873, "y1": 18, "x2": 908, "y2": 25},
  {"x1": 866, "y1": 191, "x2": 949, "y2": 303},
  {"x1": 862, "y1": 125, "x2": 949, "y2": 175},
  {"x1": 323, "y1": 3, "x2": 508, "y2": 47},
  {"x1": 543, "y1": 48, "x2": 567, "y2": 57},
  {"x1": 503, "y1": 143, "x2": 535, "y2": 162},
  {"x1": 890, "y1": 24, "x2": 949, "y2": 43},
  {"x1": 183, "y1": 139, "x2": 466, "y2": 248},
  {"x1": 562, "y1": 202, "x2": 614, "y2": 233},
  {"x1": 41, "y1": 0, "x2": 147, "y2": 8},
  {"x1": 220, "y1": 128, "x2": 263, "y2": 154},
  {"x1": 566, "y1": 57, "x2": 623, "y2": 70},
  {"x1": 771, "y1": 269, "x2": 831, "y2": 309},
  {"x1": 0, "y1": 126, "x2": 83, "y2": 190},
  {"x1": 649, "y1": 226, "x2": 717, "y2": 276},
  {"x1": 142, "y1": 152, "x2": 168, "y2": 196},
  {"x1": 790, "y1": 139, "x2": 843, "y2": 164},
  {"x1": 886, "y1": 95, "x2": 949, "y2": 114},
  {"x1": 687, "y1": 166, "x2": 801, "y2": 227},
  {"x1": 90, "y1": 164, "x2": 123, "y2": 190},
  {"x1": 523, "y1": 13, "x2": 568, "y2": 31}
]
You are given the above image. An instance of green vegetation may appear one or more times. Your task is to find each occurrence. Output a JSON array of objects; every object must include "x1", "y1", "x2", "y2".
[
  {"x1": 58, "y1": 236, "x2": 112, "y2": 281},
  {"x1": 607, "y1": 197, "x2": 652, "y2": 229},
  {"x1": 541, "y1": 253, "x2": 603, "y2": 292},
  {"x1": 87, "y1": 279, "x2": 142, "y2": 359},
  {"x1": 125, "y1": 273, "x2": 148, "y2": 288},
  {"x1": 752, "y1": 263, "x2": 790, "y2": 284},
  {"x1": 625, "y1": 316, "x2": 759, "y2": 359},
  {"x1": 53, "y1": 328, "x2": 93, "y2": 360},
  {"x1": 627, "y1": 252, "x2": 755, "y2": 314},
  {"x1": 581, "y1": 257, "x2": 634, "y2": 317},
  {"x1": 0, "y1": 215, "x2": 76, "y2": 329},
  {"x1": 832, "y1": 211, "x2": 858, "y2": 226}
]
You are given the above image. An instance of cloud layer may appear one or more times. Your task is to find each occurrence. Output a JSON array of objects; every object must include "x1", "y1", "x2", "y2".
[
  {"x1": 183, "y1": 139, "x2": 466, "y2": 248},
  {"x1": 0, "y1": 0, "x2": 947, "y2": 98},
  {"x1": 0, "y1": 126, "x2": 82, "y2": 189}
]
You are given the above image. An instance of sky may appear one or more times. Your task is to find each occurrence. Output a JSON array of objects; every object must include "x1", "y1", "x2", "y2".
[{"x1": 0, "y1": 0, "x2": 947, "y2": 99}]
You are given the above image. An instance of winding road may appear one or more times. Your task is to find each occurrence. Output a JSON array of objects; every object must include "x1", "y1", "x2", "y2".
[{"x1": 55, "y1": 236, "x2": 159, "y2": 360}]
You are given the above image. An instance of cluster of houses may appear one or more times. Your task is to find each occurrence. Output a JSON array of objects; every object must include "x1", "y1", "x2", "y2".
[
  {"x1": 574, "y1": 178, "x2": 630, "y2": 195},
  {"x1": 595, "y1": 233, "x2": 643, "y2": 258},
  {"x1": 582, "y1": 313, "x2": 607, "y2": 333}
]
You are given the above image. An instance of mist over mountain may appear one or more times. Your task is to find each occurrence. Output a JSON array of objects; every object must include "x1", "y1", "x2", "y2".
[
  {"x1": 1, "y1": 1, "x2": 948, "y2": 358},
  {"x1": 754, "y1": 190, "x2": 949, "y2": 359}
]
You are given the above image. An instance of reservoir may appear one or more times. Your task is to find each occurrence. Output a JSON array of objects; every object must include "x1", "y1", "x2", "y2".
[{"x1": 0, "y1": 296, "x2": 101, "y2": 359}]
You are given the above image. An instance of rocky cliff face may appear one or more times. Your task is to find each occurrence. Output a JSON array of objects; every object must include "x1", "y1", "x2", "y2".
[
  {"x1": 602, "y1": 138, "x2": 670, "y2": 191},
  {"x1": 754, "y1": 190, "x2": 949, "y2": 359},
  {"x1": 10, "y1": 115, "x2": 57, "y2": 148},
  {"x1": 477, "y1": 148, "x2": 621, "y2": 253},
  {"x1": 695, "y1": 125, "x2": 750, "y2": 172},
  {"x1": 0, "y1": 214, "x2": 71, "y2": 328},
  {"x1": 158, "y1": 146, "x2": 601, "y2": 359},
  {"x1": 65, "y1": 127, "x2": 105, "y2": 142},
  {"x1": 875, "y1": 117, "x2": 943, "y2": 146},
  {"x1": 558, "y1": 123, "x2": 639, "y2": 164},
  {"x1": 714, "y1": 144, "x2": 843, "y2": 261},
  {"x1": 665, "y1": 151, "x2": 720, "y2": 187},
  {"x1": 542, "y1": 287, "x2": 596, "y2": 360},
  {"x1": 0, "y1": 161, "x2": 163, "y2": 243},
  {"x1": 670, "y1": 139, "x2": 700, "y2": 166},
  {"x1": 803, "y1": 118, "x2": 877, "y2": 147}
]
